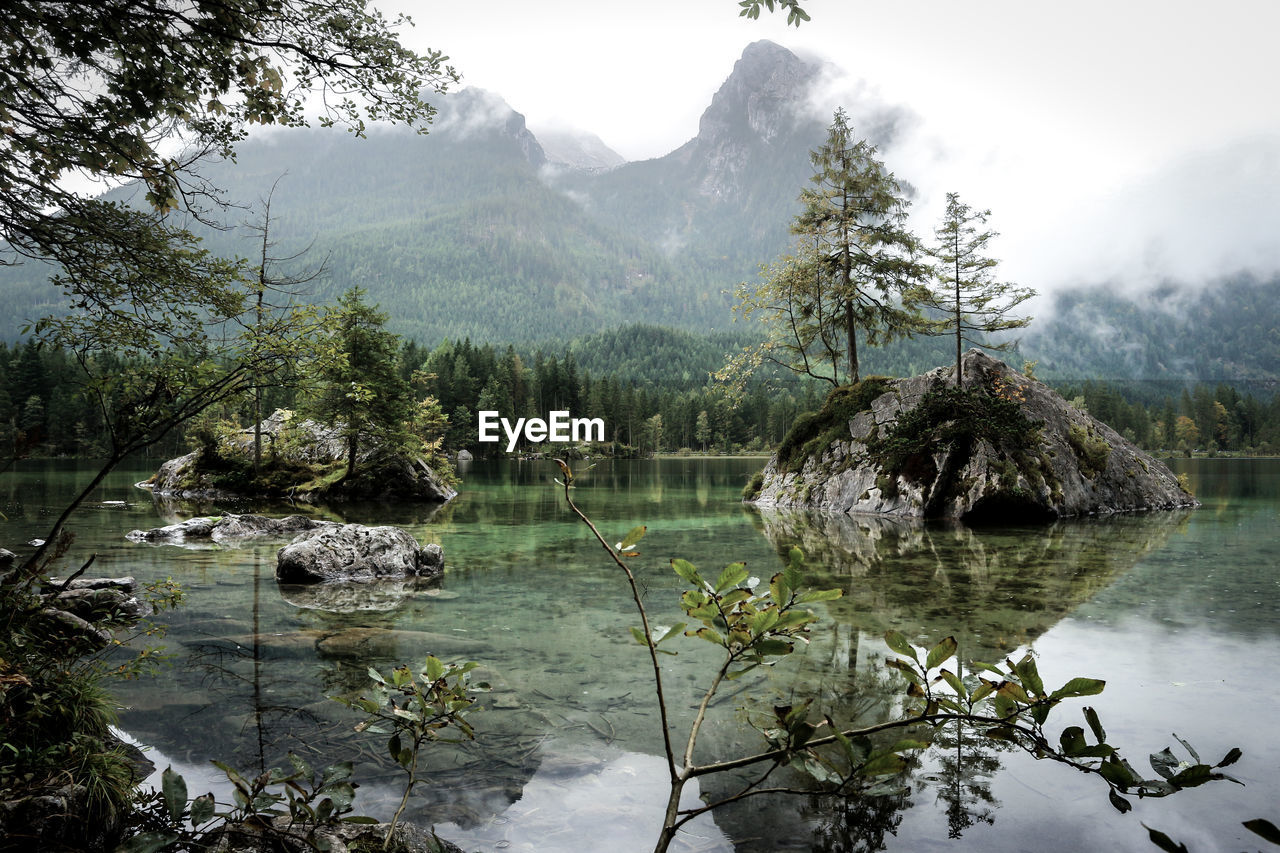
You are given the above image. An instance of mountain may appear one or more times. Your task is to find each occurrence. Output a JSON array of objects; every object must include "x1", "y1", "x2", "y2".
[
  {"x1": 1023, "y1": 272, "x2": 1280, "y2": 393},
  {"x1": 2, "y1": 40, "x2": 1277, "y2": 389},
  {"x1": 531, "y1": 125, "x2": 625, "y2": 171}
]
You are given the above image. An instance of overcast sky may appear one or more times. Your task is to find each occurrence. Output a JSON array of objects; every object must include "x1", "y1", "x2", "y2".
[{"x1": 386, "y1": 0, "x2": 1279, "y2": 295}]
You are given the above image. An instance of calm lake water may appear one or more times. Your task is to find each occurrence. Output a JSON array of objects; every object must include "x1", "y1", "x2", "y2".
[{"x1": 2, "y1": 457, "x2": 1278, "y2": 852}]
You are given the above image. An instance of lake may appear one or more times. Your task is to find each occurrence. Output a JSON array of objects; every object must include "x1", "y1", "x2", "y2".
[{"x1": 2, "y1": 457, "x2": 1277, "y2": 852}]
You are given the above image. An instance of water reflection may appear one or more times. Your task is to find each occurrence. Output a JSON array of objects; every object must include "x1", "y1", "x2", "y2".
[
  {"x1": 7, "y1": 458, "x2": 1276, "y2": 852},
  {"x1": 753, "y1": 507, "x2": 1193, "y2": 662}
]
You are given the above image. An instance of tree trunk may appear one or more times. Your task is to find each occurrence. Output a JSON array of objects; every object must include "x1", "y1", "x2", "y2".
[
  {"x1": 654, "y1": 778, "x2": 686, "y2": 853},
  {"x1": 346, "y1": 433, "x2": 358, "y2": 479},
  {"x1": 846, "y1": 300, "x2": 859, "y2": 385},
  {"x1": 954, "y1": 243, "x2": 963, "y2": 387}
]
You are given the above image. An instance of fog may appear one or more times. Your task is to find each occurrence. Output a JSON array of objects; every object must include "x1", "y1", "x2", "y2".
[{"x1": 799, "y1": 65, "x2": 1280, "y2": 309}]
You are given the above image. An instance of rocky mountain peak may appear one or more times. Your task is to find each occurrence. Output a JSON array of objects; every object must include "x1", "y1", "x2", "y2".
[
  {"x1": 434, "y1": 87, "x2": 546, "y2": 169},
  {"x1": 673, "y1": 40, "x2": 822, "y2": 200},
  {"x1": 698, "y1": 40, "x2": 819, "y2": 144}
]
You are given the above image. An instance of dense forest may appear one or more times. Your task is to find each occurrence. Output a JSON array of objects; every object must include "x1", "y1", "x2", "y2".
[{"x1": 6, "y1": 324, "x2": 1280, "y2": 465}]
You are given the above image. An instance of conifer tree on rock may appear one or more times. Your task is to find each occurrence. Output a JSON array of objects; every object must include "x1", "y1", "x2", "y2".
[
  {"x1": 924, "y1": 192, "x2": 1036, "y2": 385},
  {"x1": 308, "y1": 288, "x2": 417, "y2": 480}
]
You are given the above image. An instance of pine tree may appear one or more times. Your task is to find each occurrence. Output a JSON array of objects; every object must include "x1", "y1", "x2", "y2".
[
  {"x1": 724, "y1": 109, "x2": 930, "y2": 389},
  {"x1": 307, "y1": 288, "x2": 416, "y2": 478},
  {"x1": 924, "y1": 192, "x2": 1035, "y2": 385}
]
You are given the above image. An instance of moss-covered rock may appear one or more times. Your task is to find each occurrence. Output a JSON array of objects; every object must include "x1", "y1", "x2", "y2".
[{"x1": 746, "y1": 350, "x2": 1197, "y2": 522}]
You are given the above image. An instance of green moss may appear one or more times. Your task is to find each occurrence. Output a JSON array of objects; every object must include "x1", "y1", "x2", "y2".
[
  {"x1": 742, "y1": 470, "x2": 765, "y2": 501},
  {"x1": 1067, "y1": 424, "x2": 1112, "y2": 480},
  {"x1": 875, "y1": 474, "x2": 899, "y2": 499},
  {"x1": 774, "y1": 378, "x2": 892, "y2": 474}
]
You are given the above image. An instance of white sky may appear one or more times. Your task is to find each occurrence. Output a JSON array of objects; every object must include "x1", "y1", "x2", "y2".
[{"x1": 387, "y1": 0, "x2": 1280, "y2": 294}]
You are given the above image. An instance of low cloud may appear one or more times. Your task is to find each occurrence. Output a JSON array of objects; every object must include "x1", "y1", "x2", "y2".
[{"x1": 800, "y1": 66, "x2": 1280, "y2": 310}]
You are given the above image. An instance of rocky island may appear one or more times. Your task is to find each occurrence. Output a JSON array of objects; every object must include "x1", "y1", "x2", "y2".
[
  {"x1": 138, "y1": 410, "x2": 456, "y2": 503},
  {"x1": 745, "y1": 350, "x2": 1197, "y2": 522}
]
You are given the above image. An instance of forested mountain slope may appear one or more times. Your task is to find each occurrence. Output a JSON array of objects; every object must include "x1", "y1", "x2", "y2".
[{"x1": 1, "y1": 40, "x2": 1276, "y2": 387}]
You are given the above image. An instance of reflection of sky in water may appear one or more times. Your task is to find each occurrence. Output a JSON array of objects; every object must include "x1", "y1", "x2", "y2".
[
  {"x1": 2, "y1": 457, "x2": 1278, "y2": 852},
  {"x1": 438, "y1": 746, "x2": 732, "y2": 853}
]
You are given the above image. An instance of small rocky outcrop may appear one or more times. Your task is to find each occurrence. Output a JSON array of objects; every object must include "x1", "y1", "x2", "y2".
[
  {"x1": 138, "y1": 410, "x2": 457, "y2": 503},
  {"x1": 127, "y1": 513, "x2": 336, "y2": 545},
  {"x1": 25, "y1": 577, "x2": 151, "y2": 652},
  {"x1": 276, "y1": 524, "x2": 443, "y2": 583},
  {"x1": 747, "y1": 350, "x2": 1198, "y2": 522}
]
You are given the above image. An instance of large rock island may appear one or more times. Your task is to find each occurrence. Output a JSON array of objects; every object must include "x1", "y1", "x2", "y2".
[{"x1": 746, "y1": 350, "x2": 1197, "y2": 521}]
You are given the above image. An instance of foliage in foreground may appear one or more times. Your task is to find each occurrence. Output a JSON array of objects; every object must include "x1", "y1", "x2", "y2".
[{"x1": 553, "y1": 457, "x2": 1244, "y2": 853}]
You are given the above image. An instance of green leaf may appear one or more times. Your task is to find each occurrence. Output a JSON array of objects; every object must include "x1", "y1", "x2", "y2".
[
  {"x1": 161, "y1": 766, "x2": 187, "y2": 823},
  {"x1": 656, "y1": 623, "x2": 686, "y2": 645},
  {"x1": 424, "y1": 655, "x2": 445, "y2": 682},
  {"x1": 884, "y1": 630, "x2": 918, "y2": 661},
  {"x1": 1173, "y1": 733, "x2": 1201, "y2": 764},
  {"x1": 1059, "y1": 726, "x2": 1088, "y2": 757},
  {"x1": 1149, "y1": 747, "x2": 1180, "y2": 780},
  {"x1": 1243, "y1": 819, "x2": 1280, "y2": 845},
  {"x1": 288, "y1": 752, "x2": 314, "y2": 781},
  {"x1": 795, "y1": 587, "x2": 843, "y2": 604},
  {"x1": 616, "y1": 525, "x2": 647, "y2": 551},
  {"x1": 1217, "y1": 747, "x2": 1243, "y2": 768},
  {"x1": 769, "y1": 572, "x2": 791, "y2": 607},
  {"x1": 935, "y1": 668, "x2": 965, "y2": 697},
  {"x1": 1083, "y1": 706, "x2": 1106, "y2": 744},
  {"x1": 1108, "y1": 789, "x2": 1132, "y2": 814},
  {"x1": 672, "y1": 558, "x2": 702, "y2": 586},
  {"x1": 1051, "y1": 677, "x2": 1105, "y2": 699},
  {"x1": 630, "y1": 626, "x2": 649, "y2": 647},
  {"x1": 715, "y1": 562, "x2": 750, "y2": 593},
  {"x1": 1141, "y1": 824, "x2": 1189, "y2": 853},
  {"x1": 861, "y1": 753, "x2": 906, "y2": 776},
  {"x1": 996, "y1": 681, "x2": 1030, "y2": 704},
  {"x1": 115, "y1": 831, "x2": 181, "y2": 853},
  {"x1": 366, "y1": 667, "x2": 385, "y2": 685},
  {"x1": 1168, "y1": 763, "x2": 1213, "y2": 788},
  {"x1": 690, "y1": 626, "x2": 725, "y2": 646},
  {"x1": 969, "y1": 679, "x2": 997, "y2": 704},
  {"x1": 1099, "y1": 756, "x2": 1135, "y2": 788},
  {"x1": 1013, "y1": 653, "x2": 1044, "y2": 697},
  {"x1": 925, "y1": 636, "x2": 957, "y2": 671},
  {"x1": 322, "y1": 762, "x2": 354, "y2": 784},
  {"x1": 190, "y1": 792, "x2": 215, "y2": 826},
  {"x1": 753, "y1": 638, "x2": 794, "y2": 657}
]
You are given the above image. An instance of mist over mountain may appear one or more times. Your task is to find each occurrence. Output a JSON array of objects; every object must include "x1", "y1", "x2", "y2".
[{"x1": 2, "y1": 40, "x2": 1276, "y2": 385}]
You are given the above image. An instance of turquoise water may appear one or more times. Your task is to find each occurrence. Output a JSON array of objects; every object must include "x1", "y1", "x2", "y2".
[{"x1": 2, "y1": 457, "x2": 1277, "y2": 852}]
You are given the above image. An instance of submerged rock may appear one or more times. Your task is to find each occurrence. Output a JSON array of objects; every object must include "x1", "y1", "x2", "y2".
[
  {"x1": 126, "y1": 513, "x2": 336, "y2": 545},
  {"x1": 275, "y1": 524, "x2": 443, "y2": 583},
  {"x1": 313, "y1": 626, "x2": 489, "y2": 660},
  {"x1": 748, "y1": 350, "x2": 1197, "y2": 521},
  {"x1": 277, "y1": 577, "x2": 445, "y2": 613}
]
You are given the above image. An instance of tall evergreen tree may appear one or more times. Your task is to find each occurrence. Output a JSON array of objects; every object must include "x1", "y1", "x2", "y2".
[
  {"x1": 923, "y1": 192, "x2": 1035, "y2": 385},
  {"x1": 724, "y1": 109, "x2": 930, "y2": 390},
  {"x1": 308, "y1": 288, "x2": 416, "y2": 478},
  {"x1": 793, "y1": 109, "x2": 931, "y2": 384}
]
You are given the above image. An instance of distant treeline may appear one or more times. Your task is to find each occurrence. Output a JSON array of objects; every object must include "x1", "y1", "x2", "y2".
[{"x1": 4, "y1": 327, "x2": 1280, "y2": 463}]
